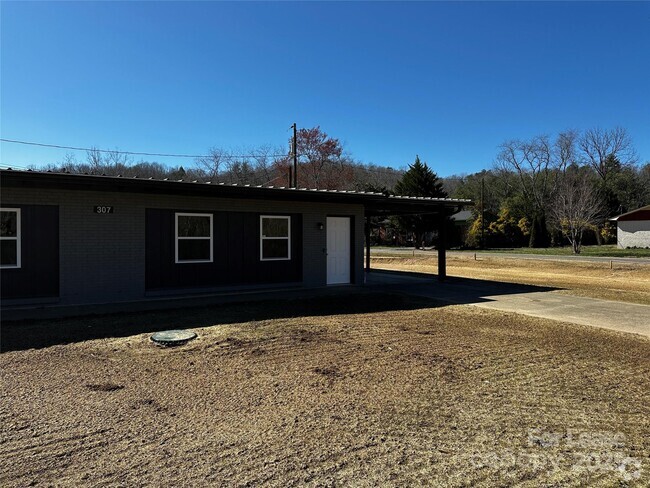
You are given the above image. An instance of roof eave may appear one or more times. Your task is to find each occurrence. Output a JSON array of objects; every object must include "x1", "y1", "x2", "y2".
[{"x1": 0, "y1": 169, "x2": 472, "y2": 211}]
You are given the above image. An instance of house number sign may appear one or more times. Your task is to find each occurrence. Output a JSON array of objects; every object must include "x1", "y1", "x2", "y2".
[{"x1": 93, "y1": 206, "x2": 114, "y2": 214}]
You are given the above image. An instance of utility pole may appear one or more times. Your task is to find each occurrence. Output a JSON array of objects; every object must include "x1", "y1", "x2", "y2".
[
  {"x1": 291, "y1": 123, "x2": 298, "y2": 188},
  {"x1": 481, "y1": 176, "x2": 485, "y2": 249}
]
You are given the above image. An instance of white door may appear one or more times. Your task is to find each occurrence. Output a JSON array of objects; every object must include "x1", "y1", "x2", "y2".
[{"x1": 327, "y1": 217, "x2": 351, "y2": 284}]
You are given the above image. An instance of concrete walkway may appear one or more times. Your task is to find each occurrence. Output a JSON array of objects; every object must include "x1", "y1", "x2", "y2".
[{"x1": 366, "y1": 271, "x2": 650, "y2": 338}]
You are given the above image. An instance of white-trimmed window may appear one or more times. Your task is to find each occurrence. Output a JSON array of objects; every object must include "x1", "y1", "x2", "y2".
[
  {"x1": 0, "y1": 208, "x2": 21, "y2": 268},
  {"x1": 175, "y1": 213, "x2": 213, "y2": 263},
  {"x1": 260, "y1": 215, "x2": 291, "y2": 261}
]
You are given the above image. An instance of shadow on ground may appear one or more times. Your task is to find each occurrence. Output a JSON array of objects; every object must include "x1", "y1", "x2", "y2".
[
  {"x1": 1, "y1": 271, "x2": 559, "y2": 352},
  {"x1": 365, "y1": 269, "x2": 560, "y2": 304}
]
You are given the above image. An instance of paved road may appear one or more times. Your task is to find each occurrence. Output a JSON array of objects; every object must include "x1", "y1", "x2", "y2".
[
  {"x1": 366, "y1": 271, "x2": 650, "y2": 338},
  {"x1": 370, "y1": 248, "x2": 650, "y2": 265}
]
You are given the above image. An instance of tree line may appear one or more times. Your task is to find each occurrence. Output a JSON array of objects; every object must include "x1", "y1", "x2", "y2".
[
  {"x1": 446, "y1": 127, "x2": 649, "y2": 252},
  {"x1": 35, "y1": 125, "x2": 648, "y2": 253},
  {"x1": 41, "y1": 126, "x2": 404, "y2": 192}
]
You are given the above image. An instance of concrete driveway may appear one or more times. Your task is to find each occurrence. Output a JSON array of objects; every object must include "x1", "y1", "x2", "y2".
[{"x1": 366, "y1": 270, "x2": 650, "y2": 338}]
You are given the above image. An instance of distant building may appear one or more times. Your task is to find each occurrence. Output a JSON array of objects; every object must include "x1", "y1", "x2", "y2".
[
  {"x1": 450, "y1": 209, "x2": 473, "y2": 247},
  {"x1": 610, "y1": 205, "x2": 650, "y2": 249},
  {"x1": 451, "y1": 209, "x2": 472, "y2": 225}
]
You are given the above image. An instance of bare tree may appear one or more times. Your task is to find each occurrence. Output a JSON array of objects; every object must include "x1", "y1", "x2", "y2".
[
  {"x1": 104, "y1": 149, "x2": 132, "y2": 168},
  {"x1": 193, "y1": 144, "x2": 287, "y2": 186},
  {"x1": 250, "y1": 144, "x2": 285, "y2": 186},
  {"x1": 225, "y1": 156, "x2": 255, "y2": 185},
  {"x1": 550, "y1": 167, "x2": 602, "y2": 254},
  {"x1": 352, "y1": 163, "x2": 403, "y2": 192},
  {"x1": 60, "y1": 152, "x2": 79, "y2": 172},
  {"x1": 495, "y1": 135, "x2": 558, "y2": 246},
  {"x1": 555, "y1": 129, "x2": 579, "y2": 172},
  {"x1": 81, "y1": 147, "x2": 134, "y2": 175},
  {"x1": 496, "y1": 136, "x2": 554, "y2": 212},
  {"x1": 86, "y1": 147, "x2": 103, "y2": 172},
  {"x1": 195, "y1": 147, "x2": 229, "y2": 181},
  {"x1": 579, "y1": 127, "x2": 638, "y2": 182}
]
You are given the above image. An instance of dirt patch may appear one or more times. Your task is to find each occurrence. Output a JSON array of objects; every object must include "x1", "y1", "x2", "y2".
[
  {"x1": 85, "y1": 383, "x2": 124, "y2": 392},
  {"x1": 312, "y1": 366, "x2": 343, "y2": 378},
  {"x1": 1, "y1": 296, "x2": 649, "y2": 486},
  {"x1": 372, "y1": 255, "x2": 650, "y2": 305}
]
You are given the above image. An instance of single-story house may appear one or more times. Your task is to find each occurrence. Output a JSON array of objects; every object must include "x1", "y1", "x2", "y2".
[
  {"x1": 1, "y1": 169, "x2": 470, "y2": 317},
  {"x1": 450, "y1": 209, "x2": 473, "y2": 247},
  {"x1": 610, "y1": 205, "x2": 650, "y2": 249}
]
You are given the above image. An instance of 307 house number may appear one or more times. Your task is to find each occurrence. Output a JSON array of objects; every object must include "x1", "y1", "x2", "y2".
[{"x1": 93, "y1": 206, "x2": 114, "y2": 214}]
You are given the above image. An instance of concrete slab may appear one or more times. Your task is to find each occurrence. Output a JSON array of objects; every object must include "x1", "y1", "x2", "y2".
[
  {"x1": 470, "y1": 292, "x2": 650, "y2": 337},
  {"x1": 366, "y1": 270, "x2": 650, "y2": 338}
]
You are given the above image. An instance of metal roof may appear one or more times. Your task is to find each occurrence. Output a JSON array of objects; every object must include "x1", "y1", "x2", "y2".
[
  {"x1": 0, "y1": 168, "x2": 472, "y2": 215},
  {"x1": 609, "y1": 205, "x2": 650, "y2": 222},
  {"x1": 451, "y1": 209, "x2": 473, "y2": 222}
]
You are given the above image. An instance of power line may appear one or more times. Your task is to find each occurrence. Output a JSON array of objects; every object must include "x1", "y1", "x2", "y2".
[
  {"x1": 0, "y1": 163, "x2": 29, "y2": 170},
  {"x1": 0, "y1": 137, "x2": 405, "y2": 175},
  {"x1": 0, "y1": 138, "x2": 289, "y2": 159}
]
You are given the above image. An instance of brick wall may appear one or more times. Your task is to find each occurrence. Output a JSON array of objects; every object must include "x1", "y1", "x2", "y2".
[{"x1": 1, "y1": 187, "x2": 364, "y2": 306}]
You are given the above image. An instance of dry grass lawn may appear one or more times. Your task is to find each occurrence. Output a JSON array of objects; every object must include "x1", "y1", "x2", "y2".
[
  {"x1": 2, "y1": 294, "x2": 649, "y2": 487},
  {"x1": 371, "y1": 255, "x2": 650, "y2": 305}
]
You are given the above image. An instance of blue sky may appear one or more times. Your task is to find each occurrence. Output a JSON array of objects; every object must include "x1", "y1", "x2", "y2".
[{"x1": 1, "y1": 1, "x2": 648, "y2": 176}]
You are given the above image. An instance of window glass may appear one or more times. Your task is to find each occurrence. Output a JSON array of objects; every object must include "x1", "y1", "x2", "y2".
[
  {"x1": 0, "y1": 211, "x2": 17, "y2": 237},
  {"x1": 260, "y1": 216, "x2": 290, "y2": 260},
  {"x1": 1, "y1": 240, "x2": 18, "y2": 266},
  {"x1": 177, "y1": 215, "x2": 211, "y2": 237},
  {"x1": 262, "y1": 240, "x2": 289, "y2": 260},
  {"x1": 0, "y1": 209, "x2": 19, "y2": 268},
  {"x1": 262, "y1": 217, "x2": 289, "y2": 238},
  {"x1": 175, "y1": 213, "x2": 212, "y2": 263},
  {"x1": 178, "y1": 239, "x2": 211, "y2": 262}
]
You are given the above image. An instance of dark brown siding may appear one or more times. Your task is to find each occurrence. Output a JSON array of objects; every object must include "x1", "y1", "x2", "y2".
[
  {"x1": 618, "y1": 209, "x2": 650, "y2": 221},
  {"x1": 145, "y1": 209, "x2": 302, "y2": 291},
  {"x1": 1, "y1": 204, "x2": 59, "y2": 299}
]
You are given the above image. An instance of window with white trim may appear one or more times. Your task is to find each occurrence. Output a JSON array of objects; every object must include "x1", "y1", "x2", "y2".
[
  {"x1": 0, "y1": 208, "x2": 21, "y2": 268},
  {"x1": 260, "y1": 215, "x2": 291, "y2": 261},
  {"x1": 175, "y1": 213, "x2": 213, "y2": 263}
]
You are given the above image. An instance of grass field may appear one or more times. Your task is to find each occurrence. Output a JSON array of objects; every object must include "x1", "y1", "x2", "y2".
[
  {"x1": 372, "y1": 245, "x2": 650, "y2": 259},
  {"x1": 2, "y1": 294, "x2": 649, "y2": 487},
  {"x1": 461, "y1": 245, "x2": 650, "y2": 258},
  {"x1": 370, "y1": 254, "x2": 650, "y2": 305}
]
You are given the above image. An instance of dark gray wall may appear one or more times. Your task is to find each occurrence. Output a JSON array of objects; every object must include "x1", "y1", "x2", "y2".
[
  {"x1": 0, "y1": 204, "x2": 59, "y2": 299},
  {"x1": 1, "y1": 187, "x2": 364, "y2": 307},
  {"x1": 145, "y1": 209, "x2": 303, "y2": 290}
]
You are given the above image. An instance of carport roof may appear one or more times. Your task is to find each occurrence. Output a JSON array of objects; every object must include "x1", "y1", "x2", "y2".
[{"x1": 1, "y1": 168, "x2": 471, "y2": 216}]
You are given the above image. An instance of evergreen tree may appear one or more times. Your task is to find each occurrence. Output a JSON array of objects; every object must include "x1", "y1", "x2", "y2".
[
  {"x1": 393, "y1": 156, "x2": 448, "y2": 248},
  {"x1": 394, "y1": 156, "x2": 446, "y2": 198}
]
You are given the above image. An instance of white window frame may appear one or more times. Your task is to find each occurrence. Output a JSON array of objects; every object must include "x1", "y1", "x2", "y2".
[
  {"x1": 175, "y1": 212, "x2": 213, "y2": 264},
  {"x1": 260, "y1": 215, "x2": 291, "y2": 261},
  {"x1": 0, "y1": 208, "x2": 21, "y2": 269}
]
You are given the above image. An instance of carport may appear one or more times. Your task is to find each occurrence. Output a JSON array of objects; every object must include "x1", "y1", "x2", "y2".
[{"x1": 362, "y1": 195, "x2": 472, "y2": 281}]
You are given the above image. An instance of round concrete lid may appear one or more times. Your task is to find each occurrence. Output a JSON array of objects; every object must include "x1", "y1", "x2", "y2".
[{"x1": 151, "y1": 329, "x2": 197, "y2": 346}]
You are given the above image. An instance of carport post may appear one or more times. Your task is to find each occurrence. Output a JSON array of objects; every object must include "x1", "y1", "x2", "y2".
[
  {"x1": 365, "y1": 217, "x2": 371, "y2": 271},
  {"x1": 438, "y1": 213, "x2": 447, "y2": 282}
]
